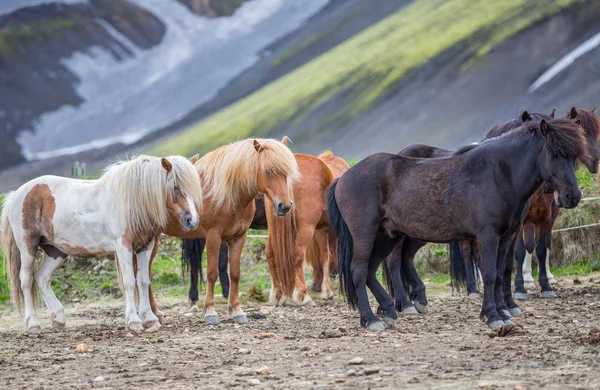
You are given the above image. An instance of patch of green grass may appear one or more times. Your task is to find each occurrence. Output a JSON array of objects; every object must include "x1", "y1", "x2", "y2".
[{"x1": 151, "y1": 0, "x2": 579, "y2": 158}]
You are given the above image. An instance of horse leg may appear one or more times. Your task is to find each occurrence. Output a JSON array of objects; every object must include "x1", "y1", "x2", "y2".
[
  {"x1": 218, "y1": 242, "x2": 230, "y2": 298},
  {"x1": 462, "y1": 241, "x2": 480, "y2": 297},
  {"x1": 147, "y1": 236, "x2": 166, "y2": 324},
  {"x1": 536, "y1": 224, "x2": 556, "y2": 298},
  {"x1": 502, "y1": 235, "x2": 521, "y2": 316},
  {"x1": 521, "y1": 222, "x2": 536, "y2": 288},
  {"x1": 385, "y1": 240, "x2": 416, "y2": 314},
  {"x1": 494, "y1": 234, "x2": 514, "y2": 324},
  {"x1": 315, "y1": 230, "x2": 334, "y2": 300},
  {"x1": 136, "y1": 240, "x2": 161, "y2": 329},
  {"x1": 477, "y1": 233, "x2": 503, "y2": 328},
  {"x1": 226, "y1": 235, "x2": 247, "y2": 324},
  {"x1": 115, "y1": 246, "x2": 144, "y2": 333},
  {"x1": 266, "y1": 237, "x2": 285, "y2": 306},
  {"x1": 203, "y1": 232, "x2": 222, "y2": 325},
  {"x1": 34, "y1": 254, "x2": 66, "y2": 328},
  {"x1": 545, "y1": 207, "x2": 558, "y2": 282},
  {"x1": 188, "y1": 238, "x2": 204, "y2": 304},
  {"x1": 402, "y1": 239, "x2": 428, "y2": 313},
  {"x1": 19, "y1": 249, "x2": 41, "y2": 332},
  {"x1": 513, "y1": 230, "x2": 528, "y2": 300},
  {"x1": 366, "y1": 239, "x2": 397, "y2": 327},
  {"x1": 291, "y1": 225, "x2": 317, "y2": 307},
  {"x1": 310, "y1": 232, "x2": 325, "y2": 293}
]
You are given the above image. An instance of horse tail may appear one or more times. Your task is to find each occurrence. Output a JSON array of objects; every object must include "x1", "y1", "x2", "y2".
[
  {"x1": 1, "y1": 194, "x2": 37, "y2": 312},
  {"x1": 327, "y1": 179, "x2": 357, "y2": 309},
  {"x1": 449, "y1": 241, "x2": 466, "y2": 291},
  {"x1": 328, "y1": 230, "x2": 339, "y2": 276},
  {"x1": 268, "y1": 203, "x2": 297, "y2": 298},
  {"x1": 381, "y1": 260, "x2": 394, "y2": 297},
  {"x1": 181, "y1": 238, "x2": 205, "y2": 284}
]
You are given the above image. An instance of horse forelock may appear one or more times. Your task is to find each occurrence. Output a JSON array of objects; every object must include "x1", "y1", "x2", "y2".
[
  {"x1": 197, "y1": 138, "x2": 300, "y2": 209},
  {"x1": 567, "y1": 108, "x2": 600, "y2": 139},
  {"x1": 522, "y1": 119, "x2": 586, "y2": 161},
  {"x1": 100, "y1": 155, "x2": 201, "y2": 233}
]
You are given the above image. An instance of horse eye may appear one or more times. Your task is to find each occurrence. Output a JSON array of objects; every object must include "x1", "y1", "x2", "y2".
[
  {"x1": 265, "y1": 171, "x2": 271, "y2": 176},
  {"x1": 174, "y1": 184, "x2": 180, "y2": 192}
]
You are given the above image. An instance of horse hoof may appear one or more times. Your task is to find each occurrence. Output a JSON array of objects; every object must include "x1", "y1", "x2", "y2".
[
  {"x1": 402, "y1": 306, "x2": 419, "y2": 315},
  {"x1": 383, "y1": 316, "x2": 396, "y2": 328},
  {"x1": 305, "y1": 300, "x2": 317, "y2": 308},
  {"x1": 508, "y1": 307, "x2": 522, "y2": 316},
  {"x1": 414, "y1": 302, "x2": 428, "y2": 314},
  {"x1": 129, "y1": 322, "x2": 144, "y2": 333},
  {"x1": 145, "y1": 323, "x2": 161, "y2": 333},
  {"x1": 488, "y1": 320, "x2": 505, "y2": 329},
  {"x1": 27, "y1": 325, "x2": 42, "y2": 333},
  {"x1": 205, "y1": 315, "x2": 220, "y2": 325},
  {"x1": 143, "y1": 320, "x2": 161, "y2": 329},
  {"x1": 542, "y1": 290, "x2": 558, "y2": 299},
  {"x1": 514, "y1": 292, "x2": 529, "y2": 301},
  {"x1": 467, "y1": 292, "x2": 481, "y2": 299},
  {"x1": 157, "y1": 315, "x2": 167, "y2": 325},
  {"x1": 366, "y1": 321, "x2": 385, "y2": 332},
  {"x1": 503, "y1": 319, "x2": 512, "y2": 325},
  {"x1": 233, "y1": 315, "x2": 248, "y2": 324},
  {"x1": 312, "y1": 284, "x2": 322, "y2": 293},
  {"x1": 52, "y1": 321, "x2": 66, "y2": 329},
  {"x1": 501, "y1": 309, "x2": 512, "y2": 318}
]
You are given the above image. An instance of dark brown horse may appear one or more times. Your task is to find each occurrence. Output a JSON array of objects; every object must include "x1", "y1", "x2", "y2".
[
  {"x1": 384, "y1": 111, "x2": 554, "y2": 316},
  {"x1": 328, "y1": 119, "x2": 584, "y2": 330}
]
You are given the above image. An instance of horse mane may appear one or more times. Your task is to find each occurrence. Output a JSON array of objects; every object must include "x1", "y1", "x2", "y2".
[
  {"x1": 485, "y1": 111, "x2": 551, "y2": 139},
  {"x1": 317, "y1": 150, "x2": 334, "y2": 159},
  {"x1": 197, "y1": 138, "x2": 300, "y2": 209},
  {"x1": 100, "y1": 155, "x2": 202, "y2": 232},
  {"x1": 566, "y1": 107, "x2": 600, "y2": 140},
  {"x1": 454, "y1": 143, "x2": 479, "y2": 155}
]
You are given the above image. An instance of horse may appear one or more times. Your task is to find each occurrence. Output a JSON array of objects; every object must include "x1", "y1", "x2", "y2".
[
  {"x1": 328, "y1": 119, "x2": 584, "y2": 330},
  {"x1": 382, "y1": 110, "x2": 554, "y2": 315},
  {"x1": 267, "y1": 147, "x2": 349, "y2": 306},
  {"x1": 181, "y1": 194, "x2": 267, "y2": 301},
  {"x1": 141, "y1": 138, "x2": 300, "y2": 326},
  {"x1": 514, "y1": 107, "x2": 600, "y2": 299},
  {"x1": 1, "y1": 155, "x2": 202, "y2": 332},
  {"x1": 181, "y1": 149, "x2": 349, "y2": 303}
]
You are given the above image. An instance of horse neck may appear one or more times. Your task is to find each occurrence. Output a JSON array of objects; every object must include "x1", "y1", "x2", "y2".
[{"x1": 487, "y1": 136, "x2": 545, "y2": 205}]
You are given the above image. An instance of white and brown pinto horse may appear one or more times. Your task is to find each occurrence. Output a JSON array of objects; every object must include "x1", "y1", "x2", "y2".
[{"x1": 1, "y1": 155, "x2": 202, "y2": 333}]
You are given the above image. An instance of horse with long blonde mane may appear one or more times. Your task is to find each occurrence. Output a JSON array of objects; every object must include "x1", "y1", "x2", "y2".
[
  {"x1": 1, "y1": 155, "x2": 201, "y2": 332},
  {"x1": 142, "y1": 138, "x2": 300, "y2": 325},
  {"x1": 267, "y1": 145, "x2": 349, "y2": 306}
]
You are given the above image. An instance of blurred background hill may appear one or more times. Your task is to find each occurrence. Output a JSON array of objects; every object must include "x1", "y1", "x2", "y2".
[{"x1": 1, "y1": 0, "x2": 600, "y2": 190}]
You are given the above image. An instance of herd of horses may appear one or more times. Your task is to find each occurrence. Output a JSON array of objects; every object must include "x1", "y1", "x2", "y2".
[{"x1": 1, "y1": 107, "x2": 599, "y2": 332}]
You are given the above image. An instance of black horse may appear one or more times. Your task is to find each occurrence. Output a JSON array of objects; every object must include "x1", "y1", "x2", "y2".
[
  {"x1": 181, "y1": 194, "x2": 267, "y2": 301},
  {"x1": 328, "y1": 119, "x2": 584, "y2": 330},
  {"x1": 382, "y1": 110, "x2": 554, "y2": 316}
]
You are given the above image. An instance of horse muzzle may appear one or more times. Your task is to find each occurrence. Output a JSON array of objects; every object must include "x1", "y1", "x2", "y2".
[
  {"x1": 273, "y1": 201, "x2": 293, "y2": 216},
  {"x1": 555, "y1": 191, "x2": 581, "y2": 209},
  {"x1": 180, "y1": 213, "x2": 199, "y2": 231}
]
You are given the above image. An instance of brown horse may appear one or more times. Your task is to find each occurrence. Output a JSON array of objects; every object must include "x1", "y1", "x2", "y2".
[
  {"x1": 305, "y1": 151, "x2": 350, "y2": 297},
  {"x1": 267, "y1": 146, "x2": 349, "y2": 306},
  {"x1": 139, "y1": 138, "x2": 300, "y2": 326}
]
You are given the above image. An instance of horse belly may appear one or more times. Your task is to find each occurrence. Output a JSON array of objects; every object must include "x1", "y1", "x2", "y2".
[{"x1": 52, "y1": 211, "x2": 115, "y2": 257}]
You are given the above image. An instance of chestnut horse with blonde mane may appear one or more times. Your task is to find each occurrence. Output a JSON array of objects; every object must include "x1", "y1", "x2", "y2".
[
  {"x1": 267, "y1": 145, "x2": 349, "y2": 306},
  {"x1": 139, "y1": 138, "x2": 299, "y2": 326}
]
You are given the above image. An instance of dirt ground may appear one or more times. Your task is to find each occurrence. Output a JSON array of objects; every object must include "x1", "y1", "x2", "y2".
[{"x1": 1, "y1": 275, "x2": 599, "y2": 390}]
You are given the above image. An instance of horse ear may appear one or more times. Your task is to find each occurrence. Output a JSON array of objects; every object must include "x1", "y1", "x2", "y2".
[
  {"x1": 592, "y1": 106, "x2": 597, "y2": 114},
  {"x1": 189, "y1": 154, "x2": 199, "y2": 164},
  {"x1": 161, "y1": 158, "x2": 172, "y2": 173},
  {"x1": 521, "y1": 110, "x2": 530, "y2": 122},
  {"x1": 570, "y1": 107, "x2": 578, "y2": 119},
  {"x1": 550, "y1": 108, "x2": 556, "y2": 118},
  {"x1": 281, "y1": 136, "x2": 290, "y2": 147},
  {"x1": 253, "y1": 140, "x2": 263, "y2": 153},
  {"x1": 540, "y1": 120, "x2": 550, "y2": 136}
]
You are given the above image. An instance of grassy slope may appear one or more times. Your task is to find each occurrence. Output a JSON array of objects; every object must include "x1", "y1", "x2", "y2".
[{"x1": 150, "y1": 0, "x2": 580, "y2": 157}]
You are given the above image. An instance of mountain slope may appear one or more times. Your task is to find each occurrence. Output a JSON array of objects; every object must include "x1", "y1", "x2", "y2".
[{"x1": 149, "y1": 0, "x2": 600, "y2": 158}]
